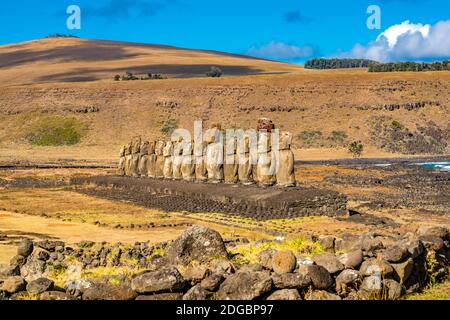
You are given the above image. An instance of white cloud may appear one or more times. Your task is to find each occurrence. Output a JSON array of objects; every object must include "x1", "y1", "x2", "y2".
[
  {"x1": 340, "y1": 20, "x2": 450, "y2": 62},
  {"x1": 247, "y1": 41, "x2": 315, "y2": 61}
]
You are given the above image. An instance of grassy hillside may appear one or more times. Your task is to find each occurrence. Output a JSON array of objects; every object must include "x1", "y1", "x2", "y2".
[{"x1": 0, "y1": 38, "x2": 449, "y2": 165}]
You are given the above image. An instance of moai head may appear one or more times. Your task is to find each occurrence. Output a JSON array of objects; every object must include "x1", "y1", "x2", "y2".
[
  {"x1": 279, "y1": 132, "x2": 293, "y2": 150},
  {"x1": 258, "y1": 131, "x2": 272, "y2": 154},
  {"x1": 125, "y1": 142, "x2": 132, "y2": 155},
  {"x1": 257, "y1": 118, "x2": 275, "y2": 132},
  {"x1": 140, "y1": 140, "x2": 149, "y2": 155},
  {"x1": 183, "y1": 140, "x2": 194, "y2": 156},
  {"x1": 225, "y1": 135, "x2": 237, "y2": 155},
  {"x1": 237, "y1": 134, "x2": 251, "y2": 155},
  {"x1": 155, "y1": 140, "x2": 165, "y2": 156},
  {"x1": 148, "y1": 141, "x2": 156, "y2": 155},
  {"x1": 132, "y1": 137, "x2": 142, "y2": 154},
  {"x1": 163, "y1": 141, "x2": 173, "y2": 157},
  {"x1": 172, "y1": 136, "x2": 183, "y2": 156},
  {"x1": 119, "y1": 146, "x2": 126, "y2": 157}
]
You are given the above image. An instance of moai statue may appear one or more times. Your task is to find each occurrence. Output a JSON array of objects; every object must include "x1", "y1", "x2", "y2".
[
  {"x1": 181, "y1": 140, "x2": 195, "y2": 182},
  {"x1": 154, "y1": 140, "x2": 165, "y2": 179},
  {"x1": 205, "y1": 124, "x2": 224, "y2": 183},
  {"x1": 194, "y1": 141, "x2": 208, "y2": 182},
  {"x1": 276, "y1": 131, "x2": 296, "y2": 187},
  {"x1": 256, "y1": 132, "x2": 276, "y2": 187},
  {"x1": 117, "y1": 146, "x2": 126, "y2": 176},
  {"x1": 224, "y1": 135, "x2": 238, "y2": 184},
  {"x1": 163, "y1": 141, "x2": 174, "y2": 179},
  {"x1": 172, "y1": 137, "x2": 183, "y2": 180},
  {"x1": 146, "y1": 141, "x2": 156, "y2": 178},
  {"x1": 130, "y1": 137, "x2": 141, "y2": 177},
  {"x1": 138, "y1": 140, "x2": 149, "y2": 177},
  {"x1": 237, "y1": 134, "x2": 254, "y2": 185},
  {"x1": 124, "y1": 142, "x2": 133, "y2": 176},
  {"x1": 254, "y1": 118, "x2": 275, "y2": 185}
]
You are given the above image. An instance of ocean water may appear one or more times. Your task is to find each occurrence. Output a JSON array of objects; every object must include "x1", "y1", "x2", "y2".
[{"x1": 416, "y1": 162, "x2": 450, "y2": 172}]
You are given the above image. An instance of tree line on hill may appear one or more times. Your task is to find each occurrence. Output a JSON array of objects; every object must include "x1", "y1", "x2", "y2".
[
  {"x1": 368, "y1": 61, "x2": 450, "y2": 72},
  {"x1": 304, "y1": 58, "x2": 376, "y2": 69},
  {"x1": 304, "y1": 58, "x2": 450, "y2": 72}
]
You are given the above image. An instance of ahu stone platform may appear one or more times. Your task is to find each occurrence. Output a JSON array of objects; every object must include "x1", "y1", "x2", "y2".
[{"x1": 71, "y1": 176, "x2": 348, "y2": 220}]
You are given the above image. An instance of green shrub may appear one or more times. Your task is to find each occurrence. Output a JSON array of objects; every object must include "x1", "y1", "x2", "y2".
[
  {"x1": 391, "y1": 120, "x2": 403, "y2": 130},
  {"x1": 297, "y1": 130, "x2": 323, "y2": 147},
  {"x1": 206, "y1": 66, "x2": 223, "y2": 78},
  {"x1": 160, "y1": 119, "x2": 178, "y2": 136},
  {"x1": 348, "y1": 140, "x2": 364, "y2": 158},
  {"x1": 329, "y1": 130, "x2": 348, "y2": 145},
  {"x1": 26, "y1": 117, "x2": 85, "y2": 146}
]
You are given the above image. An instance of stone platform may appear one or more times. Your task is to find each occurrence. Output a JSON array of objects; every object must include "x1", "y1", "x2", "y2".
[{"x1": 71, "y1": 176, "x2": 348, "y2": 220}]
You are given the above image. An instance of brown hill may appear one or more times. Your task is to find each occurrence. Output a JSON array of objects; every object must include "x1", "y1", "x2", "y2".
[
  {"x1": 0, "y1": 38, "x2": 449, "y2": 165},
  {"x1": 0, "y1": 37, "x2": 301, "y2": 85}
]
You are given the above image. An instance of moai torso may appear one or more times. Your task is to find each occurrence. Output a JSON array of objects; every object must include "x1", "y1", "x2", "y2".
[
  {"x1": 163, "y1": 141, "x2": 174, "y2": 179},
  {"x1": 138, "y1": 140, "x2": 149, "y2": 177},
  {"x1": 276, "y1": 132, "x2": 296, "y2": 187},
  {"x1": 195, "y1": 141, "x2": 208, "y2": 182},
  {"x1": 117, "y1": 146, "x2": 126, "y2": 176},
  {"x1": 124, "y1": 143, "x2": 133, "y2": 176},
  {"x1": 256, "y1": 132, "x2": 276, "y2": 186},
  {"x1": 181, "y1": 140, "x2": 195, "y2": 182},
  {"x1": 172, "y1": 138, "x2": 183, "y2": 180},
  {"x1": 237, "y1": 135, "x2": 254, "y2": 185},
  {"x1": 154, "y1": 141, "x2": 165, "y2": 178},
  {"x1": 146, "y1": 141, "x2": 157, "y2": 178},
  {"x1": 205, "y1": 127, "x2": 224, "y2": 183},
  {"x1": 224, "y1": 136, "x2": 238, "y2": 184},
  {"x1": 130, "y1": 137, "x2": 141, "y2": 177}
]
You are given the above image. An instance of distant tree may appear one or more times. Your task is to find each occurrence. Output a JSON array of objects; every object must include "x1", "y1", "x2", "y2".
[
  {"x1": 368, "y1": 61, "x2": 449, "y2": 72},
  {"x1": 348, "y1": 141, "x2": 364, "y2": 158},
  {"x1": 305, "y1": 58, "x2": 377, "y2": 69},
  {"x1": 206, "y1": 66, "x2": 223, "y2": 77},
  {"x1": 114, "y1": 75, "x2": 121, "y2": 81}
]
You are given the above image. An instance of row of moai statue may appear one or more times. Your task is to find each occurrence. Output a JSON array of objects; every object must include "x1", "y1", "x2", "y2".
[{"x1": 117, "y1": 121, "x2": 296, "y2": 187}]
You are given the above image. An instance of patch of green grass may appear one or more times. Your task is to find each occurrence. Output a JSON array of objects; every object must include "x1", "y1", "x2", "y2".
[
  {"x1": 230, "y1": 236, "x2": 324, "y2": 265},
  {"x1": 25, "y1": 116, "x2": 86, "y2": 146},
  {"x1": 297, "y1": 130, "x2": 323, "y2": 147},
  {"x1": 404, "y1": 277, "x2": 450, "y2": 300},
  {"x1": 160, "y1": 119, "x2": 178, "y2": 136}
]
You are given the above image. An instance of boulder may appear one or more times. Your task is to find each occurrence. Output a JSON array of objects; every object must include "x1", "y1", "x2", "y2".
[
  {"x1": 0, "y1": 264, "x2": 20, "y2": 277},
  {"x1": 26, "y1": 277, "x2": 54, "y2": 294},
  {"x1": 266, "y1": 289, "x2": 302, "y2": 300},
  {"x1": 383, "y1": 279, "x2": 402, "y2": 300},
  {"x1": 334, "y1": 234, "x2": 361, "y2": 252},
  {"x1": 183, "y1": 265, "x2": 209, "y2": 285},
  {"x1": 297, "y1": 265, "x2": 333, "y2": 290},
  {"x1": 40, "y1": 291, "x2": 76, "y2": 300},
  {"x1": 358, "y1": 276, "x2": 383, "y2": 299},
  {"x1": 200, "y1": 274, "x2": 224, "y2": 291},
  {"x1": 418, "y1": 235, "x2": 444, "y2": 251},
  {"x1": 83, "y1": 283, "x2": 137, "y2": 300},
  {"x1": 64, "y1": 279, "x2": 94, "y2": 297},
  {"x1": 380, "y1": 245, "x2": 408, "y2": 263},
  {"x1": 256, "y1": 248, "x2": 277, "y2": 270},
  {"x1": 164, "y1": 225, "x2": 228, "y2": 265},
  {"x1": 401, "y1": 240, "x2": 424, "y2": 259},
  {"x1": 318, "y1": 236, "x2": 335, "y2": 253},
  {"x1": 131, "y1": 267, "x2": 185, "y2": 294},
  {"x1": 335, "y1": 269, "x2": 362, "y2": 295},
  {"x1": 183, "y1": 284, "x2": 212, "y2": 300},
  {"x1": 272, "y1": 251, "x2": 296, "y2": 274},
  {"x1": 210, "y1": 260, "x2": 235, "y2": 276},
  {"x1": 312, "y1": 253, "x2": 344, "y2": 274},
  {"x1": 216, "y1": 271, "x2": 272, "y2": 300},
  {"x1": 36, "y1": 240, "x2": 65, "y2": 252},
  {"x1": 20, "y1": 258, "x2": 46, "y2": 282},
  {"x1": 1, "y1": 276, "x2": 26, "y2": 294},
  {"x1": 391, "y1": 258, "x2": 414, "y2": 283},
  {"x1": 17, "y1": 239, "x2": 34, "y2": 257},
  {"x1": 338, "y1": 249, "x2": 363, "y2": 269},
  {"x1": 271, "y1": 273, "x2": 311, "y2": 289},
  {"x1": 10, "y1": 255, "x2": 27, "y2": 268},
  {"x1": 359, "y1": 258, "x2": 394, "y2": 277},
  {"x1": 135, "y1": 293, "x2": 183, "y2": 300},
  {"x1": 306, "y1": 290, "x2": 341, "y2": 300},
  {"x1": 416, "y1": 226, "x2": 449, "y2": 240},
  {"x1": 296, "y1": 255, "x2": 314, "y2": 267}
]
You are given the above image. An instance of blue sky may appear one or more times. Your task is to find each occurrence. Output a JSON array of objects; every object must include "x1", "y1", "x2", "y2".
[{"x1": 1, "y1": 0, "x2": 449, "y2": 62}]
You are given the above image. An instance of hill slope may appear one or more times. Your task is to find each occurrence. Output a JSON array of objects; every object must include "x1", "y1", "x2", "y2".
[
  {"x1": 0, "y1": 38, "x2": 302, "y2": 85},
  {"x1": 0, "y1": 38, "x2": 449, "y2": 165}
]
